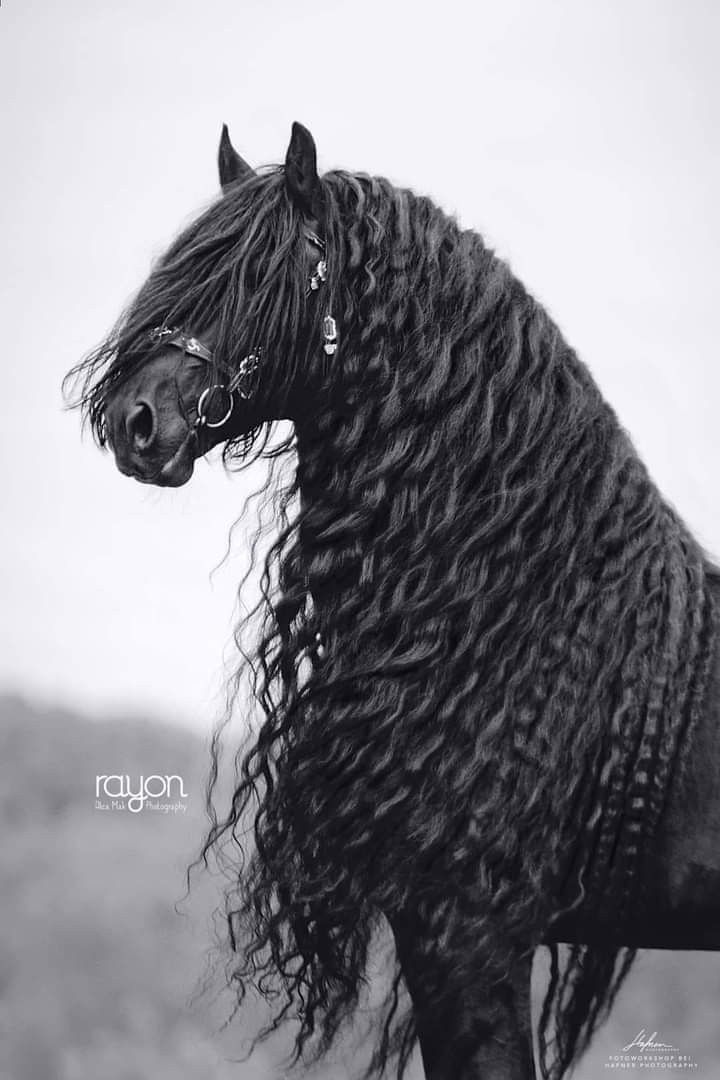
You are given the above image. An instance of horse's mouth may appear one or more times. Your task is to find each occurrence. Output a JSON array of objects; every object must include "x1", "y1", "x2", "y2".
[
  {"x1": 154, "y1": 426, "x2": 201, "y2": 486},
  {"x1": 118, "y1": 427, "x2": 199, "y2": 488},
  {"x1": 157, "y1": 436, "x2": 197, "y2": 486}
]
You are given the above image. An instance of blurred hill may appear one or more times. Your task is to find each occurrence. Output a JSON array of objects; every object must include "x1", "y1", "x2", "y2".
[
  {"x1": 0, "y1": 693, "x2": 377, "y2": 1080},
  {"x1": 0, "y1": 693, "x2": 719, "y2": 1079}
]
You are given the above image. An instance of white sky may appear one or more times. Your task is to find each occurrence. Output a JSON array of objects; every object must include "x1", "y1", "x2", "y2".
[{"x1": 0, "y1": 0, "x2": 718, "y2": 728}]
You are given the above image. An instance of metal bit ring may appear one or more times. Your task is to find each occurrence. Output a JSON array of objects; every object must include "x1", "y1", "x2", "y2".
[{"x1": 196, "y1": 385, "x2": 234, "y2": 429}]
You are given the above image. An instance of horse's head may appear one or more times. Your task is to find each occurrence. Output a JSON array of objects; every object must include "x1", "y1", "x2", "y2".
[{"x1": 69, "y1": 122, "x2": 334, "y2": 486}]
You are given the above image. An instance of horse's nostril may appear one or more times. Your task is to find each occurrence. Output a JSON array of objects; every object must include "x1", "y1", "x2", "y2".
[{"x1": 126, "y1": 401, "x2": 156, "y2": 451}]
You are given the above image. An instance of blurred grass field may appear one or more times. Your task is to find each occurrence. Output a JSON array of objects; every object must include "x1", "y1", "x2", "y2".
[{"x1": 1, "y1": 693, "x2": 718, "y2": 1079}]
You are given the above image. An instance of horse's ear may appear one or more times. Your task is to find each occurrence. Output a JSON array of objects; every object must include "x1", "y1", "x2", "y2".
[
  {"x1": 218, "y1": 124, "x2": 253, "y2": 193},
  {"x1": 284, "y1": 121, "x2": 323, "y2": 218}
]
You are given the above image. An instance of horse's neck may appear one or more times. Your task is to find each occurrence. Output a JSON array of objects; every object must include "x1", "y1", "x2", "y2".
[
  {"x1": 674, "y1": 565, "x2": 720, "y2": 812},
  {"x1": 651, "y1": 566, "x2": 720, "y2": 915},
  {"x1": 550, "y1": 567, "x2": 720, "y2": 949}
]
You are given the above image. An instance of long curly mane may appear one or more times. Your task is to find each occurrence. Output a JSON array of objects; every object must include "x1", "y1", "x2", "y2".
[{"x1": 69, "y1": 165, "x2": 717, "y2": 1079}]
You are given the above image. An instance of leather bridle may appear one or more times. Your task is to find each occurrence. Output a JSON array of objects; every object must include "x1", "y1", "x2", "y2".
[{"x1": 148, "y1": 229, "x2": 336, "y2": 432}]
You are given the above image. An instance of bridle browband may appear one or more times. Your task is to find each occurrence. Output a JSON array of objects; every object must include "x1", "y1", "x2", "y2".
[{"x1": 148, "y1": 228, "x2": 337, "y2": 432}]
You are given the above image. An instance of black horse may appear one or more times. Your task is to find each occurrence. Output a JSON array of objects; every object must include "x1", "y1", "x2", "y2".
[{"x1": 65, "y1": 123, "x2": 720, "y2": 1080}]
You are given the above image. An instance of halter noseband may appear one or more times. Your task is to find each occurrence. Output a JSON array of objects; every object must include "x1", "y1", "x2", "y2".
[{"x1": 148, "y1": 229, "x2": 336, "y2": 432}]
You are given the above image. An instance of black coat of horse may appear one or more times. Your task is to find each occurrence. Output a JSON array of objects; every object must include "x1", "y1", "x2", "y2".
[{"x1": 65, "y1": 123, "x2": 720, "y2": 1080}]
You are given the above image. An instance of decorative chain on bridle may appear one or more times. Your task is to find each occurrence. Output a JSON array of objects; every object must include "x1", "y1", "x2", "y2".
[{"x1": 148, "y1": 229, "x2": 337, "y2": 431}]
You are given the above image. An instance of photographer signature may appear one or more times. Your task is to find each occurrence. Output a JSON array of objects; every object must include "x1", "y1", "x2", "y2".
[{"x1": 622, "y1": 1030, "x2": 679, "y2": 1053}]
